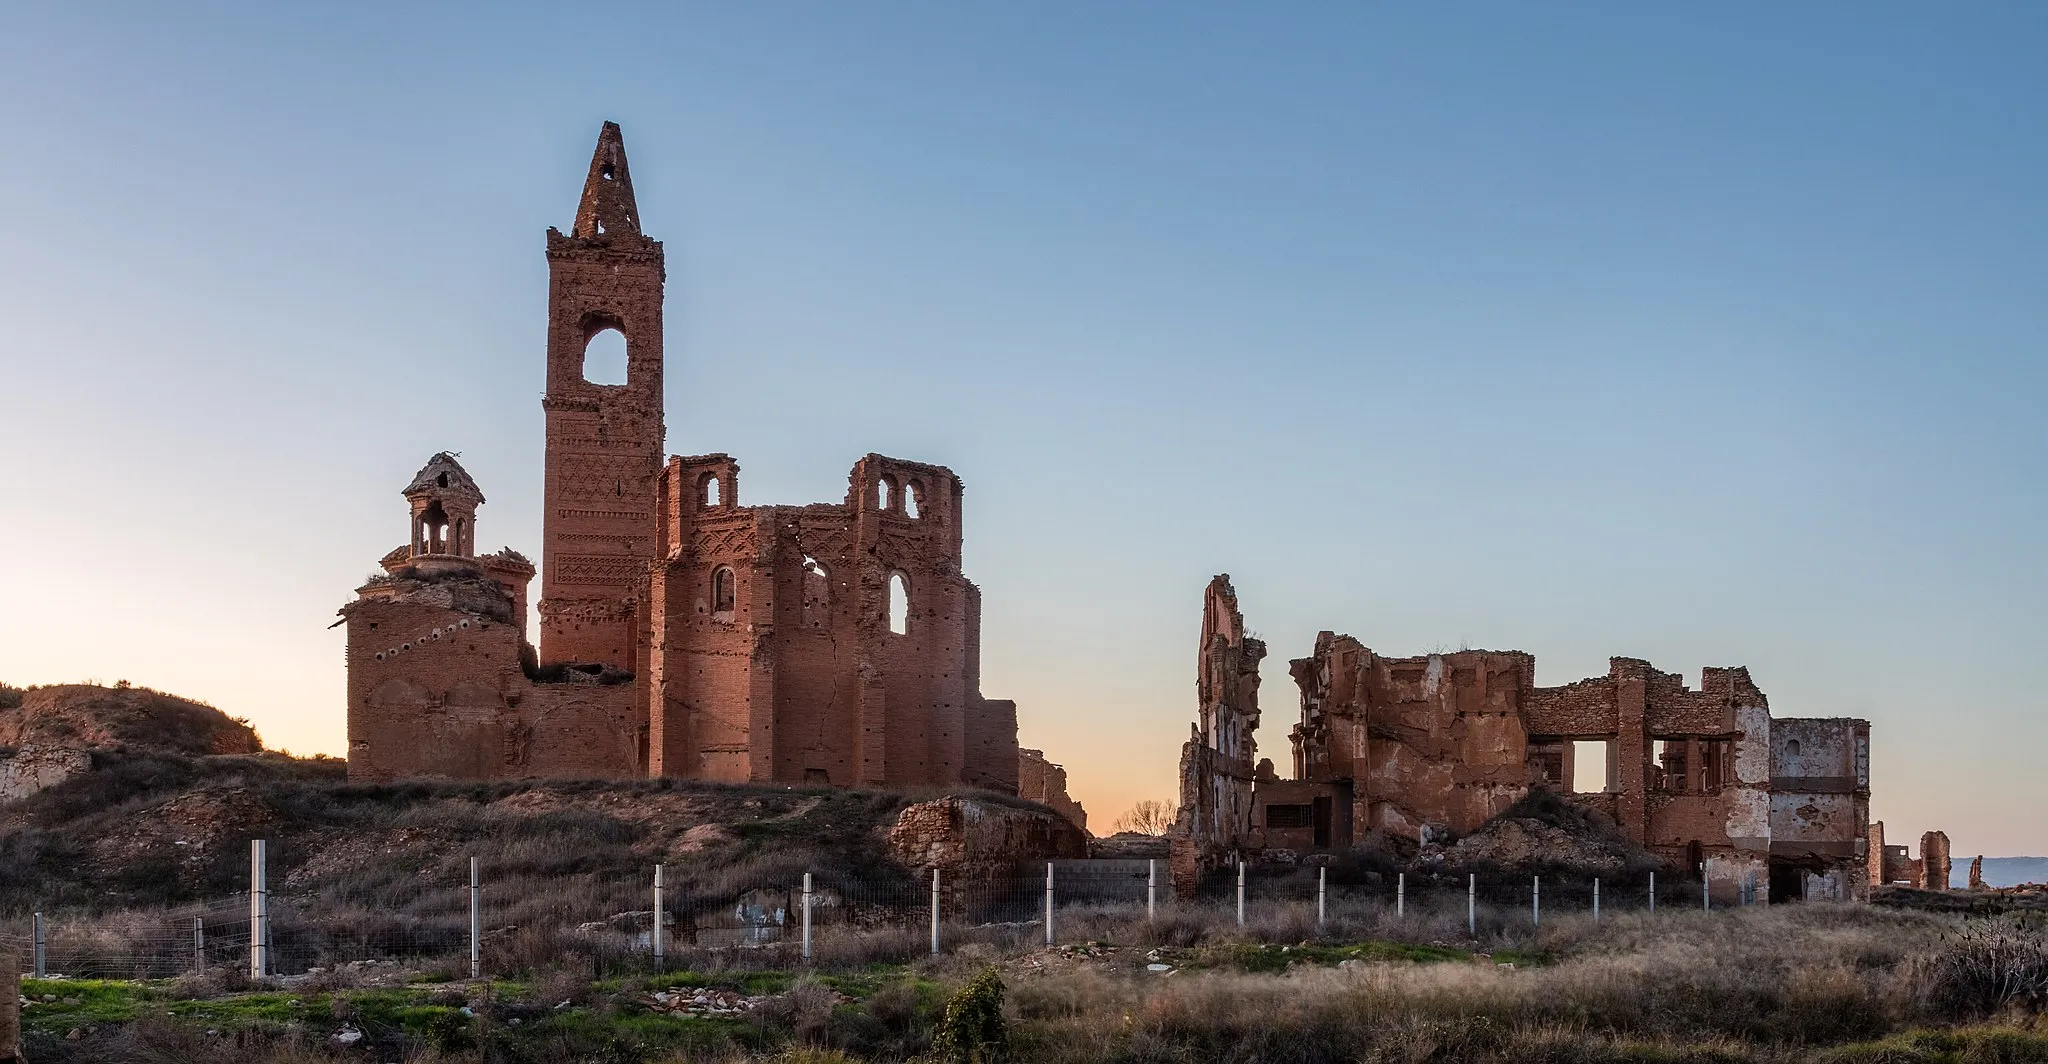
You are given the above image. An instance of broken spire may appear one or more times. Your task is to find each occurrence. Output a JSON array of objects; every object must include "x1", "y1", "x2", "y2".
[{"x1": 571, "y1": 121, "x2": 642, "y2": 240}]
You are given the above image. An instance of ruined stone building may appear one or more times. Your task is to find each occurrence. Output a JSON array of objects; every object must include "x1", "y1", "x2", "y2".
[
  {"x1": 1869, "y1": 823, "x2": 1952, "y2": 891},
  {"x1": 340, "y1": 123, "x2": 1069, "y2": 800},
  {"x1": 1170, "y1": 576, "x2": 1881, "y2": 903}
]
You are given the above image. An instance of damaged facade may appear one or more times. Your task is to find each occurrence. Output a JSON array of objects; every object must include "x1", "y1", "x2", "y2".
[
  {"x1": 341, "y1": 123, "x2": 1047, "y2": 795},
  {"x1": 1171, "y1": 575, "x2": 1894, "y2": 903}
]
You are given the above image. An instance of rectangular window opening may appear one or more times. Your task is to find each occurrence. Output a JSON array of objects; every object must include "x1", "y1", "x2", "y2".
[
  {"x1": 1571, "y1": 740, "x2": 1613, "y2": 794},
  {"x1": 1265, "y1": 804, "x2": 1314, "y2": 829}
]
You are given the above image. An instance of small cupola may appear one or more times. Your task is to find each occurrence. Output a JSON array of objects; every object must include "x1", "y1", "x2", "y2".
[{"x1": 402, "y1": 452, "x2": 486, "y2": 558}]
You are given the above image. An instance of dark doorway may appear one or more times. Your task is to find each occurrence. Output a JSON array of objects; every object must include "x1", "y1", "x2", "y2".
[
  {"x1": 1769, "y1": 859, "x2": 1805, "y2": 903},
  {"x1": 1312, "y1": 796, "x2": 1332, "y2": 850}
]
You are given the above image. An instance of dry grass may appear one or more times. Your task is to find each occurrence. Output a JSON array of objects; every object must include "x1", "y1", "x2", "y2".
[{"x1": 18, "y1": 904, "x2": 2048, "y2": 1063}]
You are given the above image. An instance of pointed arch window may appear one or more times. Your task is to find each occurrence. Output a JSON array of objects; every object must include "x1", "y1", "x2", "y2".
[{"x1": 887, "y1": 572, "x2": 910, "y2": 635}]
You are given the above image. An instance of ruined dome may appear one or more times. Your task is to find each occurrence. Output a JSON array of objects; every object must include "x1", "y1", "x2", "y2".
[{"x1": 402, "y1": 452, "x2": 484, "y2": 504}]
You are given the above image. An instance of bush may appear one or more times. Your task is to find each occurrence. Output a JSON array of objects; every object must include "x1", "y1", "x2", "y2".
[
  {"x1": 1912, "y1": 917, "x2": 2048, "y2": 1021},
  {"x1": 931, "y1": 967, "x2": 1008, "y2": 1063}
]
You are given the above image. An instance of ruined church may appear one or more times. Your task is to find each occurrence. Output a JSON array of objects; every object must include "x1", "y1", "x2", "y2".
[{"x1": 339, "y1": 123, "x2": 1050, "y2": 798}]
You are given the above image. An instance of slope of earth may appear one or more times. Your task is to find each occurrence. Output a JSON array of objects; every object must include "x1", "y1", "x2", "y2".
[
  {"x1": 0, "y1": 683, "x2": 260, "y2": 756},
  {"x1": 0, "y1": 747, "x2": 984, "y2": 917}
]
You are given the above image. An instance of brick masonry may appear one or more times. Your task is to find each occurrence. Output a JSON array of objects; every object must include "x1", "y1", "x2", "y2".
[
  {"x1": 342, "y1": 123, "x2": 1043, "y2": 795},
  {"x1": 1172, "y1": 575, "x2": 1913, "y2": 902}
]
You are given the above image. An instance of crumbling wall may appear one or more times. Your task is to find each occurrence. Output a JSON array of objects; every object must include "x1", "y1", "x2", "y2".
[
  {"x1": 1017, "y1": 748, "x2": 1087, "y2": 832},
  {"x1": 1267, "y1": 583, "x2": 1872, "y2": 897},
  {"x1": 1291, "y1": 635, "x2": 1537, "y2": 839},
  {"x1": 343, "y1": 570, "x2": 641, "y2": 783},
  {"x1": 1921, "y1": 830, "x2": 1952, "y2": 891},
  {"x1": 644, "y1": 453, "x2": 1018, "y2": 792},
  {"x1": 886, "y1": 796, "x2": 1087, "y2": 880},
  {"x1": 1168, "y1": 575, "x2": 1265, "y2": 894}
]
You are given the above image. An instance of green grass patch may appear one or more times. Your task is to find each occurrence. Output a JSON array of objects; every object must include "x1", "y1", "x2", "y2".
[
  {"x1": 1812, "y1": 1027, "x2": 2048, "y2": 1064},
  {"x1": 18, "y1": 978, "x2": 155, "y2": 1029}
]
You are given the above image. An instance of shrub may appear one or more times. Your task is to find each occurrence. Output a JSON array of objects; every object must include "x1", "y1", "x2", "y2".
[
  {"x1": 931, "y1": 967, "x2": 1008, "y2": 1063},
  {"x1": 1912, "y1": 917, "x2": 2048, "y2": 1021}
]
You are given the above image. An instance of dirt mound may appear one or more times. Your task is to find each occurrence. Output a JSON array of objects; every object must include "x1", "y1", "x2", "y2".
[
  {"x1": 0, "y1": 683, "x2": 261, "y2": 757},
  {"x1": 1090, "y1": 831, "x2": 1170, "y2": 860},
  {"x1": 1423, "y1": 788, "x2": 1662, "y2": 878}
]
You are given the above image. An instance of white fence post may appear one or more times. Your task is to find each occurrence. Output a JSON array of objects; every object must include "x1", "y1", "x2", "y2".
[
  {"x1": 1593, "y1": 878, "x2": 1601, "y2": 922},
  {"x1": 1146, "y1": 859, "x2": 1157, "y2": 922},
  {"x1": 1043, "y1": 862, "x2": 1055, "y2": 947},
  {"x1": 193, "y1": 917, "x2": 205, "y2": 975},
  {"x1": 249, "y1": 839, "x2": 268, "y2": 980},
  {"x1": 1702, "y1": 860, "x2": 1711, "y2": 912},
  {"x1": 30, "y1": 913, "x2": 44, "y2": 979},
  {"x1": 929, "y1": 868, "x2": 941, "y2": 956},
  {"x1": 1236, "y1": 861, "x2": 1246, "y2": 929},
  {"x1": 469, "y1": 856, "x2": 481, "y2": 980},
  {"x1": 1316, "y1": 865, "x2": 1326, "y2": 931},
  {"x1": 801, "y1": 872, "x2": 814, "y2": 962},
  {"x1": 1397, "y1": 872, "x2": 1405, "y2": 920},
  {"x1": 1467, "y1": 873, "x2": 1476, "y2": 936},
  {"x1": 1532, "y1": 875, "x2": 1541, "y2": 928},
  {"x1": 1649, "y1": 870, "x2": 1656, "y2": 913},
  {"x1": 652, "y1": 863, "x2": 665, "y2": 971}
]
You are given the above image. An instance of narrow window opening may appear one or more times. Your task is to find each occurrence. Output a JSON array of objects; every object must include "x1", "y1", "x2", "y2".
[
  {"x1": 887, "y1": 572, "x2": 909, "y2": 635},
  {"x1": 420, "y1": 501, "x2": 448, "y2": 554},
  {"x1": 614, "y1": 479, "x2": 622, "y2": 497},
  {"x1": 904, "y1": 481, "x2": 922, "y2": 519},
  {"x1": 877, "y1": 478, "x2": 894, "y2": 511},
  {"x1": 1571, "y1": 739, "x2": 1612, "y2": 794},
  {"x1": 1785, "y1": 738, "x2": 1801, "y2": 757},
  {"x1": 703, "y1": 474, "x2": 721, "y2": 508},
  {"x1": 601, "y1": 163, "x2": 615, "y2": 181},
  {"x1": 583, "y1": 327, "x2": 628, "y2": 385},
  {"x1": 711, "y1": 567, "x2": 736, "y2": 616},
  {"x1": 436, "y1": 472, "x2": 449, "y2": 488}
]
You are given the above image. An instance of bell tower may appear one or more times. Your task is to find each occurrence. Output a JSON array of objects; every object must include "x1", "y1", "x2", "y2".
[{"x1": 538, "y1": 121, "x2": 666, "y2": 668}]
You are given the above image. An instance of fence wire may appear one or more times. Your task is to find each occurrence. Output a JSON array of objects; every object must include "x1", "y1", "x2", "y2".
[{"x1": 2, "y1": 858, "x2": 1732, "y2": 980}]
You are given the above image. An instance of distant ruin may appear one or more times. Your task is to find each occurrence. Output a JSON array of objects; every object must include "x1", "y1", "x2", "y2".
[
  {"x1": 1171, "y1": 575, "x2": 1930, "y2": 902},
  {"x1": 339, "y1": 123, "x2": 1076, "y2": 803}
]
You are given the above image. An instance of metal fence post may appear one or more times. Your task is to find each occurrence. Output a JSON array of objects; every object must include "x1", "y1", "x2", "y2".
[
  {"x1": 1467, "y1": 873, "x2": 1476, "y2": 936},
  {"x1": 1649, "y1": 870, "x2": 1656, "y2": 913},
  {"x1": 652, "y1": 864, "x2": 665, "y2": 971},
  {"x1": 193, "y1": 917, "x2": 205, "y2": 975},
  {"x1": 1043, "y1": 862, "x2": 1055, "y2": 947},
  {"x1": 1397, "y1": 872, "x2": 1405, "y2": 920},
  {"x1": 1236, "y1": 861, "x2": 1246, "y2": 929},
  {"x1": 1593, "y1": 878, "x2": 1601, "y2": 923},
  {"x1": 800, "y1": 872, "x2": 814, "y2": 962},
  {"x1": 468, "y1": 856, "x2": 481, "y2": 980},
  {"x1": 1532, "y1": 875, "x2": 1541, "y2": 928},
  {"x1": 1316, "y1": 865, "x2": 1326, "y2": 931},
  {"x1": 1702, "y1": 860, "x2": 1710, "y2": 912},
  {"x1": 1146, "y1": 859, "x2": 1157, "y2": 922},
  {"x1": 30, "y1": 913, "x2": 44, "y2": 979},
  {"x1": 929, "y1": 868, "x2": 941, "y2": 956},
  {"x1": 249, "y1": 839, "x2": 267, "y2": 980}
]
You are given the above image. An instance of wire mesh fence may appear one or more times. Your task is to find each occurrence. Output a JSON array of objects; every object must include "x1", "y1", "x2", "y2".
[{"x1": 1, "y1": 852, "x2": 1745, "y2": 981}]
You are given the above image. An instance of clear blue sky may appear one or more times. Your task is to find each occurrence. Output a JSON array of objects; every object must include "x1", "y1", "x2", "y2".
[{"x1": 2, "y1": 3, "x2": 2042, "y2": 852}]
